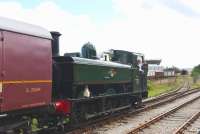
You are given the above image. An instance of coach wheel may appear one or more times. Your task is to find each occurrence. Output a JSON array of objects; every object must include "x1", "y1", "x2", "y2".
[
  {"x1": 4, "y1": 128, "x2": 30, "y2": 134},
  {"x1": 14, "y1": 127, "x2": 31, "y2": 134}
]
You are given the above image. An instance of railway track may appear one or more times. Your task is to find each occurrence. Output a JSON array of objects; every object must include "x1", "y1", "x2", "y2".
[
  {"x1": 67, "y1": 83, "x2": 200, "y2": 134},
  {"x1": 128, "y1": 90, "x2": 200, "y2": 134},
  {"x1": 173, "y1": 111, "x2": 200, "y2": 134},
  {"x1": 92, "y1": 88, "x2": 200, "y2": 134}
]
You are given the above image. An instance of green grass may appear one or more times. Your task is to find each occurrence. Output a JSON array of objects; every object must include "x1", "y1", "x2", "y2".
[
  {"x1": 191, "y1": 80, "x2": 200, "y2": 88},
  {"x1": 148, "y1": 76, "x2": 183, "y2": 97},
  {"x1": 186, "y1": 76, "x2": 200, "y2": 89}
]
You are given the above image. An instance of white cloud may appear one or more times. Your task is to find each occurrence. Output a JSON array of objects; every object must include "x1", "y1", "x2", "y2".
[
  {"x1": 0, "y1": 1, "x2": 97, "y2": 54},
  {"x1": 0, "y1": 0, "x2": 199, "y2": 68},
  {"x1": 97, "y1": 0, "x2": 200, "y2": 68},
  {"x1": 179, "y1": 0, "x2": 200, "y2": 14}
]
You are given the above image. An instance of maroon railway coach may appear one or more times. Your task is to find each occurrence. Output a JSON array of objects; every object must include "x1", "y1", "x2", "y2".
[{"x1": 0, "y1": 17, "x2": 52, "y2": 113}]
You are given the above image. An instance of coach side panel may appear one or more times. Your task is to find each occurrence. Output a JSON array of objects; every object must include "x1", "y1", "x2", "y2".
[
  {"x1": 1, "y1": 31, "x2": 52, "y2": 112},
  {"x1": 0, "y1": 31, "x2": 3, "y2": 111}
]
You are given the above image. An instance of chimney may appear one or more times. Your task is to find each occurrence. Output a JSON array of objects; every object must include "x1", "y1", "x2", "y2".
[{"x1": 50, "y1": 31, "x2": 61, "y2": 56}]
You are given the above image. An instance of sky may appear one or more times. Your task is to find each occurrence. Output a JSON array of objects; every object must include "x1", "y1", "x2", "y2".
[{"x1": 0, "y1": 0, "x2": 199, "y2": 68}]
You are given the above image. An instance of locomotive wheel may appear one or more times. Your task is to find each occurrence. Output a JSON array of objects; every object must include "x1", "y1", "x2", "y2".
[
  {"x1": 71, "y1": 105, "x2": 87, "y2": 124},
  {"x1": 105, "y1": 101, "x2": 113, "y2": 112}
]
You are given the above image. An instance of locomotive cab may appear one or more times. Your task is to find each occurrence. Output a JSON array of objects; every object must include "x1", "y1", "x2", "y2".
[{"x1": 109, "y1": 49, "x2": 148, "y2": 98}]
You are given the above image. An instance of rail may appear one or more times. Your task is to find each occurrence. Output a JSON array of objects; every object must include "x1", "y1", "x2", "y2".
[
  {"x1": 173, "y1": 111, "x2": 200, "y2": 134},
  {"x1": 127, "y1": 93, "x2": 200, "y2": 134}
]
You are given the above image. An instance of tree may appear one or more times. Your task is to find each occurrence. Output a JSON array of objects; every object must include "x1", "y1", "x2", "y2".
[{"x1": 191, "y1": 64, "x2": 200, "y2": 83}]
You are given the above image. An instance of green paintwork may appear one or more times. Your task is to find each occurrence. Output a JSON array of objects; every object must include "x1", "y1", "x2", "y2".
[
  {"x1": 132, "y1": 68, "x2": 141, "y2": 94},
  {"x1": 73, "y1": 63, "x2": 132, "y2": 84}
]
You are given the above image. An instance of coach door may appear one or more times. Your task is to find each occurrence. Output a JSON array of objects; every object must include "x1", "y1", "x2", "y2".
[{"x1": 0, "y1": 31, "x2": 3, "y2": 110}]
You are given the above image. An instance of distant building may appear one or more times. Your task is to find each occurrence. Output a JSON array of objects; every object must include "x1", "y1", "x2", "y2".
[
  {"x1": 146, "y1": 59, "x2": 164, "y2": 79},
  {"x1": 148, "y1": 65, "x2": 164, "y2": 79},
  {"x1": 164, "y1": 68, "x2": 176, "y2": 77}
]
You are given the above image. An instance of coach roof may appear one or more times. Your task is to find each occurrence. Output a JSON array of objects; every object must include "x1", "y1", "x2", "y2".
[{"x1": 0, "y1": 16, "x2": 52, "y2": 39}]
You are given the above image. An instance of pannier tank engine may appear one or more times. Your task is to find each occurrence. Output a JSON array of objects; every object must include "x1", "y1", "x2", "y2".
[{"x1": 0, "y1": 17, "x2": 148, "y2": 133}]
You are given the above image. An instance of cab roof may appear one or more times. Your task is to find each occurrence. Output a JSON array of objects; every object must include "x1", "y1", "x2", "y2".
[{"x1": 0, "y1": 16, "x2": 52, "y2": 39}]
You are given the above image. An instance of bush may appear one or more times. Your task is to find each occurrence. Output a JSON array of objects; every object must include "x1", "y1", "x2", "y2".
[{"x1": 191, "y1": 64, "x2": 200, "y2": 83}]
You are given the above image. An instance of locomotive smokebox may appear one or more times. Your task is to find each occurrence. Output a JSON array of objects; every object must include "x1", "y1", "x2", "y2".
[{"x1": 51, "y1": 31, "x2": 61, "y2": 56}]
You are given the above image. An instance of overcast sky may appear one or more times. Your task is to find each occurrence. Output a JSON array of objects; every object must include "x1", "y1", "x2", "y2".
[{"x1": 0, "y1": 0, "x2": 199, "y2": 68}]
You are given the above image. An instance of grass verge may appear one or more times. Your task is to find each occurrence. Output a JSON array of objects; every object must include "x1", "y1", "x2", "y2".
[
  {"x1": 191, "y1": 80, "x2": 200, "y2": 88},
  {"x1": 148, "y1": 76, "x2": 183, "y2": 97}
]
